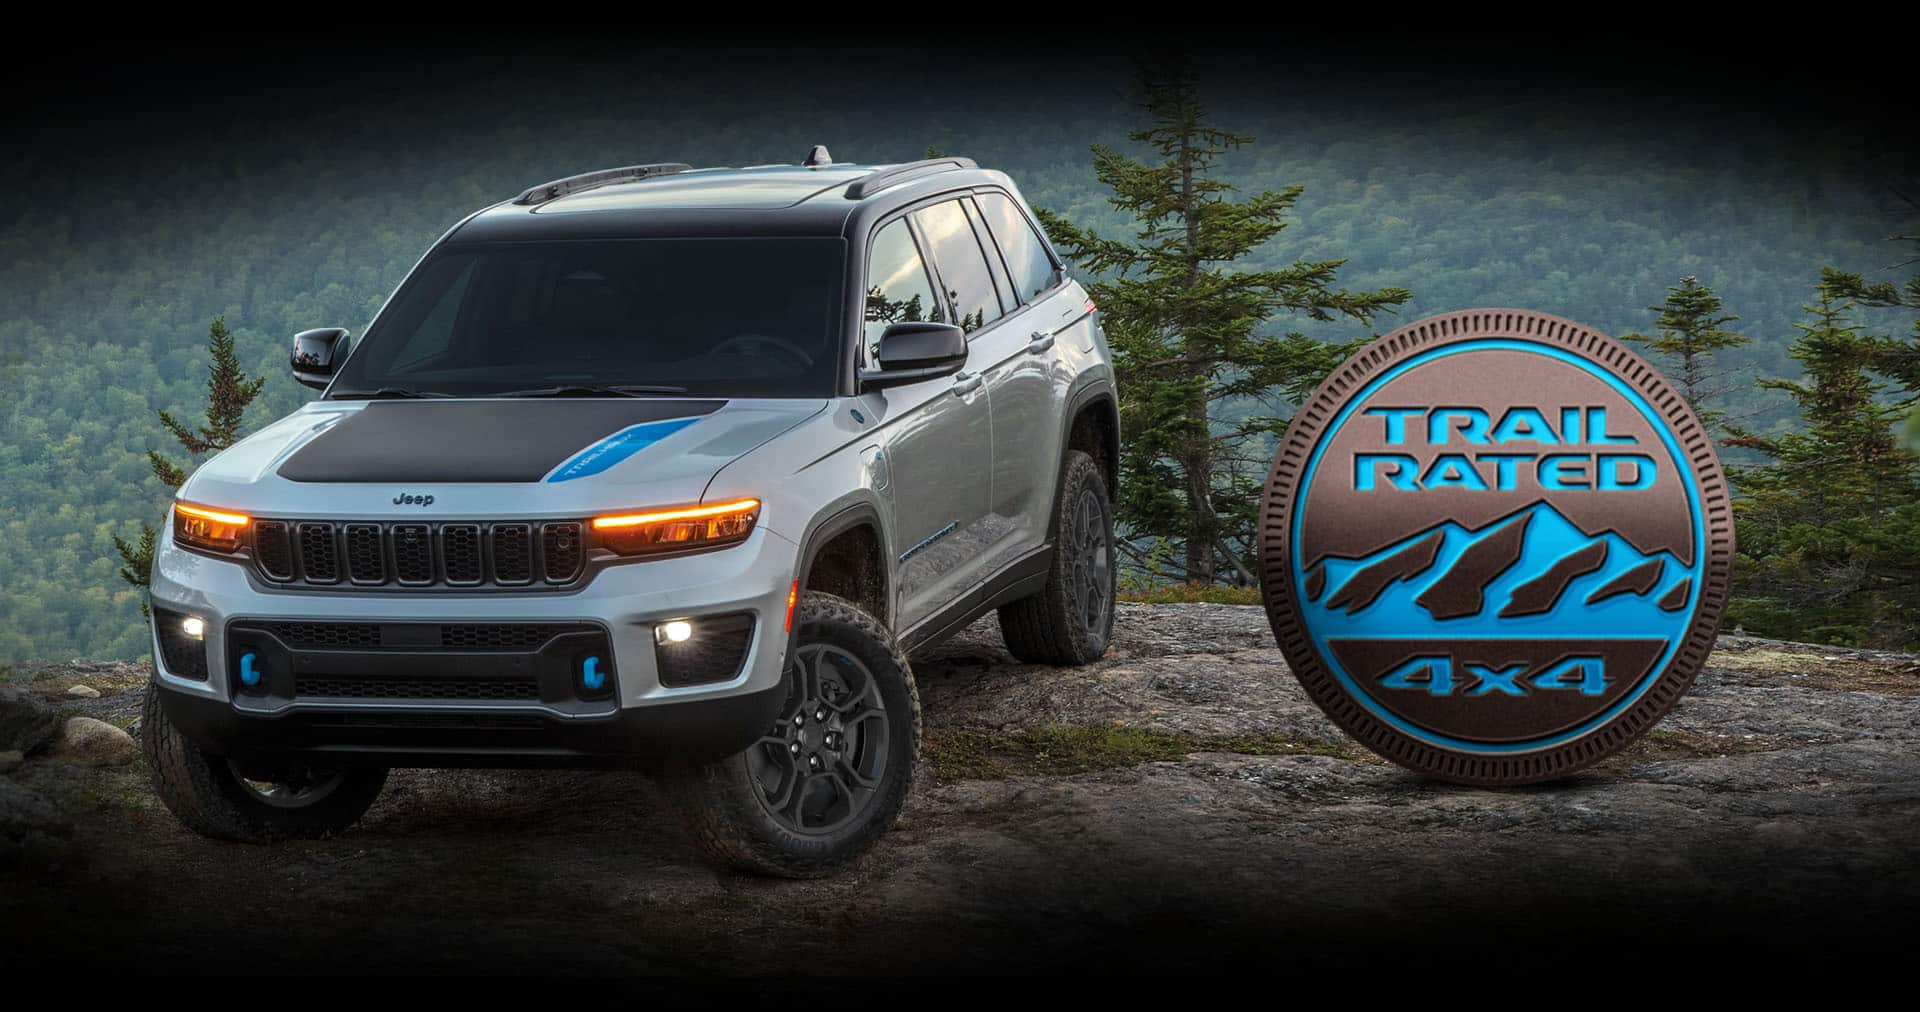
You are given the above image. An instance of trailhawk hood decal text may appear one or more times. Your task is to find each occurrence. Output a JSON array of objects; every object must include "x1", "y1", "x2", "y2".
[
  {"x1": 544, "y1": 418, "x2": 702, "y2": 482},
  {"x1": 275, "y1": 400, "x2": 725, "y2": 484}
]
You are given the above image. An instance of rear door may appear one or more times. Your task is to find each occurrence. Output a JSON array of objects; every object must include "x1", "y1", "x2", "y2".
[
  {"x1": 909, "y1": 198, "x2": 1032, "y2": 580},
  {"x1": 860, "y1": 215, "x2": 995, "y2": 631},
  {"x1": 970, "y1": 190, "x2": 1079, "y2": 567}
]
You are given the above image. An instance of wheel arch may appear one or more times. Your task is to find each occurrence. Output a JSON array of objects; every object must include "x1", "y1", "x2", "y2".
[
  {"x1": 1051, "y1": 381, "x2": 1120, "y2": 541},
  {"x1": 795, "y1": 501, "x2": 892, "y2": 629}
]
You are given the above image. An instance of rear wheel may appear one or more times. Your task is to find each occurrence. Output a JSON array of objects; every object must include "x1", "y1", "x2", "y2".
[
  {"x1": 661, "y1": 592, "x2": 919, "y2": 878},
  {"x1": 141, "y1": 686, "x2": 387, "y2": 842},
  {"x1": 999, "y1": 450, "x2": 1116, "y2": 665}
]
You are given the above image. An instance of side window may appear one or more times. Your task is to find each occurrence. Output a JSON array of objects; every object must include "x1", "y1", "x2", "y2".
[
  {"x1": 963, "y1": 197, "x2": 1016, "y2": 307},
  {"x1": 913, "y1": 199, "x2": 1005, "y2": 334},
  {"x1": 976, "y1": 191, "x2": 1060, "y2": 304},
  {"x1": 864, "y1": 218, "x2": 940, "y2": 361}
]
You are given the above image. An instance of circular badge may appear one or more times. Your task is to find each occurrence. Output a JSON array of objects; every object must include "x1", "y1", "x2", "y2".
[{"x1": 1259, "y1": 309, "x2": 1733, "y2": 784}]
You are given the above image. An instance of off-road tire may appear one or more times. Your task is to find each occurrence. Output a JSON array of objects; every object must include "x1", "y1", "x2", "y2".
[
  {"x1": 141, "y1": 686, "x2": 387, "y2": 842},
  {"x1": 660, "y1": 592, "x2": 920, "y2": 878},
  {"x1": 998, "y1": 450, "x2": 1116, "y2": 665}
]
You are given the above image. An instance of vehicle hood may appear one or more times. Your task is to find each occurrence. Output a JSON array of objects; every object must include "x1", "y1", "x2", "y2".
[{"x1": 178, "y1": 398, "x2": 828, "y2": 519}]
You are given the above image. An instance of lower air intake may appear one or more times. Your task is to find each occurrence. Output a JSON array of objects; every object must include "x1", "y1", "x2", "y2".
[{"x1": 295, "y1": 677, "x2": 541, "y2": 701}]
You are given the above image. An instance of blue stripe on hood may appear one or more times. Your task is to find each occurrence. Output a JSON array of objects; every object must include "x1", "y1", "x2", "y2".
[{"x1": 544, "y1": 417, "x2": 700, "y2": 482}]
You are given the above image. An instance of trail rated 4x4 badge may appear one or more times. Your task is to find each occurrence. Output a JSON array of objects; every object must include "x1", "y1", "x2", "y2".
[{"x1": 1258, "y1": 309, "x2": 1733, "y2": 785}]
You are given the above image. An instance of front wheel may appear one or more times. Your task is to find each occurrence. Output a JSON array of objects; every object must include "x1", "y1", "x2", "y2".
[
  {"x1": 660, "y1": 592, "x2": 920, "y2": 878},
  {"x1": 141, "y1": 686, "x2": 387, "y2": 842},
  {"x1": 998, "y1": 450, "x2": 1116, "y2": 665}
]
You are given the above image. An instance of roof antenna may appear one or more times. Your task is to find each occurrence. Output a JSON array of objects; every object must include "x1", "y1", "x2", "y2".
[{"x1": 803, "y1": 144, "x2": 833, "y2": 168}]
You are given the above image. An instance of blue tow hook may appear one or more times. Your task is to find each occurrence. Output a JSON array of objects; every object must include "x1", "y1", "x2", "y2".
[
  {"x1": 239, "y1": 652, "x2": 262, "y2": 687},
  {"x1": 582, "y1": 656, "x2": 605, "y2": 692}
]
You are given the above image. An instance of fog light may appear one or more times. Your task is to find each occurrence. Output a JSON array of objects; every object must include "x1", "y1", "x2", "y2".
[
  {"x1": 653, "y1": 613, "x2": 755, "y2": 688},
  {"x1": 181, "y1": 616, "x2": 206, "y2": 639}
]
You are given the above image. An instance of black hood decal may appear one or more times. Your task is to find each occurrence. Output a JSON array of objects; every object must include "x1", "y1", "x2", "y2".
[{"x1": 277, "y1": 399, "x2": 726, "y2": 483}]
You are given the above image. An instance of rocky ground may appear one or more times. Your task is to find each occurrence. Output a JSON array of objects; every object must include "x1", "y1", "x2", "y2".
[{"x1": 4, "y1": 604, "x2": 1919, "y2": 974}]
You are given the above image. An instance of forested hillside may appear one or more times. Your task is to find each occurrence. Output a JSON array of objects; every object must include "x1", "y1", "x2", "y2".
[{"x1": 1, "y1": 49, "x2": 1911, "y2": 660}]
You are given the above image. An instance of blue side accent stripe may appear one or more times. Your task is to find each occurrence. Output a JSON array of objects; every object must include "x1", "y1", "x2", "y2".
[{"x1": 545, "y1": 418, "x2": 699, "y2": 483}]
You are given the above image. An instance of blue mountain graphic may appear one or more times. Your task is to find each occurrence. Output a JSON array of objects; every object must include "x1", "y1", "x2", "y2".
[{"x1": 1304, "y1": 501, "x2": 1696, "y2": 640}]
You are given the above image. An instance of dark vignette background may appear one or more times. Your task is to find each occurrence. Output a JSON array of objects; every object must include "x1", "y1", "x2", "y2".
[{"x1": 3, "y1": 32, "x2": 1916, "y2": 975}]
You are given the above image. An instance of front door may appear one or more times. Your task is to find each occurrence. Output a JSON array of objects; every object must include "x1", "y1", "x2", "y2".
[{"x1": 858, "y1": 215, "x2": 994, "y2": 631}]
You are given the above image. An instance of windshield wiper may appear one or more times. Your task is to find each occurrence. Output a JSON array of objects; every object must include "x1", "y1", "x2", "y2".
[
  {"x1": 488, "y1": 384, "x2": 690, "y2": 398},
  {"x1": 328, "y1": 387, "x2": 454, "y2": 400}
]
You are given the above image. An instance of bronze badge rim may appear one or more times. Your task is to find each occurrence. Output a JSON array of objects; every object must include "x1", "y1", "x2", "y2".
[{"x1": 1257, "y1": 308, "x2": 1734, "y2": 785}]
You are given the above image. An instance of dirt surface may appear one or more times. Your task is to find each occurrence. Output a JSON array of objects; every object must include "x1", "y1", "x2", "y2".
[{"x1": 5, "y1": 605, "x2": 1919, "y2": 974}]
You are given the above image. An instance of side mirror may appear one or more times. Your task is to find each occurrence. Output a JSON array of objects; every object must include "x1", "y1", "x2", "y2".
[
  {"x1": 859, "y1": 322, "x2": 968, "y2": 390},
  {"x1": 291, "y1": 328, "x2": 350, "y2": 390}
]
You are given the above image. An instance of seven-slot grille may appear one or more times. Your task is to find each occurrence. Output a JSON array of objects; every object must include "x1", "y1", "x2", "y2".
[{"x1": 251, "y1": 520, "x2": 586, "y2": 589}]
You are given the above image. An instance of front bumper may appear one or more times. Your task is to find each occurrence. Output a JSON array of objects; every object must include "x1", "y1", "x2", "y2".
[
  {"x1": 148, "y1": 525, "x2": 798, "y2": 765},
  {"x1": 151, "y1": 679, "x2": 785, "y2": 767}
]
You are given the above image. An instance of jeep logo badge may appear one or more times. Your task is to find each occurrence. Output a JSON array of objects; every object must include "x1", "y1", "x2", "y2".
[
  {"x1": 1258, "y1": 309, "x2": 1733, "y2": 784},
  {"x1": 393, "y1": 492, "x2": 436, "y2": 506}
]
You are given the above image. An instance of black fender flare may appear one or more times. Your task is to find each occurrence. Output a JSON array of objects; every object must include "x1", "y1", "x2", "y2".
[
  {"x1": 1048, "y1": 380, "x2": 1120, "y2": 542},
  {"x1": 793, "y1": 500, "x2": 892, "y2": 628}
]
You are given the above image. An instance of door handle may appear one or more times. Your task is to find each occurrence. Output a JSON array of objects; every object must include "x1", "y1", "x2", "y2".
[
  {"x1": 1026, "y1": 331, "x2": 1056, "y2": 354},
  {"x1": 951, "y1": 371, "x2": 983, "y2": 396}
]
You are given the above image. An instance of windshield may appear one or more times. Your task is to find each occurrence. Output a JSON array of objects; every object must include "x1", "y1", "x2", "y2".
[{"x1": 329, "y1": 238, "x2": 845, "y2": 398}]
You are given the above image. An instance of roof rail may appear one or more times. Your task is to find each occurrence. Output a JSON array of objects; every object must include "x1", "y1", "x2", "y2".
[
  {"x1": 844, "y1": 157, "x2": 977, "y2": 200},
  {"x1": 512, "y1": 163, "x2": 694, "y2": 206}
]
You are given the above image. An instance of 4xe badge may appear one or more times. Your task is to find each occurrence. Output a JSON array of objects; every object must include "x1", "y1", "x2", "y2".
[{"x1": 1258, "y1": 309, "x2": 1733, "y2": 785}]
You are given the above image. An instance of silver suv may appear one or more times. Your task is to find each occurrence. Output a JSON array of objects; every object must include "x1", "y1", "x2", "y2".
[{"x1": 141, "y1": 151, "x2": 1119, "y2": 876}]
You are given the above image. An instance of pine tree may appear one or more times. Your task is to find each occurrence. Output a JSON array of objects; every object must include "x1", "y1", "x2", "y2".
[
  {"x1": 113, "y1": 317, "x2": 267, "y2": 614},
  {"x1": 1821, "y1": 188, "x2": 1920, "y2": 442},
  {"x1": 1620, "y1": 275, "x2": 1749, "y2": 432},
  {"x1": 1038, "y1": 60, "x2": 1410, "y2": 585},
  {"x1": 1725, "y1": 272, "x2": 1920, "y2": 647}
]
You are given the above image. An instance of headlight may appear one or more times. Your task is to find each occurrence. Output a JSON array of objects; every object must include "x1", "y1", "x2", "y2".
[
  {"x1": 591, "y1": 498, "x2": 760, "y2": 558},
  {"x1": 173, "y1": 502, "x2": 250, "y2": 553}
]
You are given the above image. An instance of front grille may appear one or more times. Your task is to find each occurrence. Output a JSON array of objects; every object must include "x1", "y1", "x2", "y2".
[
  {"x1": 393, "y1": 524, "x2": 433, "y2": 583},
  {"x1": 442, "y1": 524, "x2": 482, "y2": 584},
  {"x1": 543, "y1": 523, "x2": 583, "y2": 581},
  {"x1": 295, "y1": 676, "x2": 540, "y2": 700},
  {"x1": 251, "y1": 520, "x2": 587, "y2": 590},
  {"x1": 345, "y1": 524, "x2": 385, "y2": 583},
  {"x1": 493, "y1": 524, "x2": 532, "y2": 584},
  {"x1": 299, "y1": 523, "x2": 340, "y2": 582},
  {"x1": 255, "y1": 621, "x2": 595, "y2": 651},
  {"x1": 254, "y1": 521, "x2": 293, "y2": 580},
  {"x1": 153, "y1": 607, "x2": 210, "y2": 680}
]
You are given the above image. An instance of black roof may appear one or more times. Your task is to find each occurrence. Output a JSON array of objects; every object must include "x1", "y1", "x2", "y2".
[{"x1": 452, "y1": 159, "x2": 1009, "y2": 243}]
